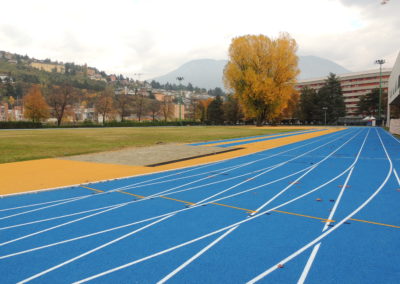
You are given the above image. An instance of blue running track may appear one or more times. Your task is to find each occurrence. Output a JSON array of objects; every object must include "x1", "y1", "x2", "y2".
[{"x1": 0, "y1": 127, "x2": 399, "y2": 283}]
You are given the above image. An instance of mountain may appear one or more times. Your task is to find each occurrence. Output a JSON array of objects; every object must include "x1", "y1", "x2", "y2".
[
  {"x1": 152, "y1": 56, "x2": 351, "y2": 90},
  {"x1": 297, "y1": 55, "x2": 350, "y2": 80}
]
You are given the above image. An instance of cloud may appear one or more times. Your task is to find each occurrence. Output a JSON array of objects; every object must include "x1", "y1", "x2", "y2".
[{"x1": 0, "y1": 0, "x2": 398, "y2": 79}]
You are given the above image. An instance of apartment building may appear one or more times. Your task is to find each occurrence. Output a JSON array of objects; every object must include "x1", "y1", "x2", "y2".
[{"x1": 296, "y1": 68, "x2": 391, "y2": 117}]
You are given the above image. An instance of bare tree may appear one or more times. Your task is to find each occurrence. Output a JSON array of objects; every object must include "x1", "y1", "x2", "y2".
[
  {"x1": 115, "y1": 93, "x2": 134, "y2": 122},
  {"x1": 148, "y1": 99, "x2": 161, "y2": 122},
  {"x1": 95, "y1": 88, "x2": 114, "y2": 124},
  {"x1": 159, "y1": 95, "x2": 174, "y2": 122},
  {"x1": 45, "y1": 82, "x2": 76, "y2": 126}
]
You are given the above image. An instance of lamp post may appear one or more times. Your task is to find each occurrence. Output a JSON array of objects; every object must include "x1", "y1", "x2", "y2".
[
  {"x1": 322, "y1": 107, "x2": 328, "y2": 126},
  {"x1": 176, "y1": 76, "x2": 184, "y2": 125},
  {"x1": 375, "y1": 59, "x2": 385, "y2": 124}
]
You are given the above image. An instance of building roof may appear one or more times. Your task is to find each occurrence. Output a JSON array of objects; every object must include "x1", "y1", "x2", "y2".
[{"x1": 297, "y1": 68, "x2": 393, "y2": 84}]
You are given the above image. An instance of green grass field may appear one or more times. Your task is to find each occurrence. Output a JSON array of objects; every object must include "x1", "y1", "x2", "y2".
[{"x1": 0, "y1": 126, "x2": 299, "y2": 164}]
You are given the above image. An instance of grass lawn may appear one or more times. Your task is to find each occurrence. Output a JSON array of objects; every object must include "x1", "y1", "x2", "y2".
[{"x1": 0, "y1": 126, "x2": 300, "y2": 164}]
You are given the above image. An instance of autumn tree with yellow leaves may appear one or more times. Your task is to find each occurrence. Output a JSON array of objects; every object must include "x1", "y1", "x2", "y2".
[
  {"x1": 224, "y1": 34, "x2": 299, "y2": 126},
  {"x1": 23, "y1": 85, "x2": 50, "y2": 122}
]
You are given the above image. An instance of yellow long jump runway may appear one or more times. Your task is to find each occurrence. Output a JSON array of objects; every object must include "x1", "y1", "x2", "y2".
[{"x1": 0, "y1": 127, "x2": 345, "y2": 196}]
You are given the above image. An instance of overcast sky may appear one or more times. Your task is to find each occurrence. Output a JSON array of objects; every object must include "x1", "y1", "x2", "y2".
[{"x1": 1, "y1": 0, "x2": 399, "y2": 79}]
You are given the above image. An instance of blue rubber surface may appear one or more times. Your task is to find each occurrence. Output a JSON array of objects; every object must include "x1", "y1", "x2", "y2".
[{"x1": 0, "y1": 127, "x2": 399, "y2": 284}]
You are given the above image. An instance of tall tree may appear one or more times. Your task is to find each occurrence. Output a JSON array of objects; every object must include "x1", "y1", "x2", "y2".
[
  {"x1": 223, "y1": 94, "x2": 243, "y2": 124},
  {"x1": 207, "y1": 95, "x2": 224, "y2": 124},
  {"x1": 224, "y1": 33, "x2": 299, "y2": 126},
  {"x1": 23, "y1": 85, "x2": 50, "y2": 122},
  {"x1": 95, "y1": 88, "x2": 114, "y2": 124},
  {"x1": 299, "y1": 86, "x2": 319, "y2": 122},
  {"x1": 45, "y1": 81, "x2": 76, "y2": 126},
  {"x1": 357, "y1": 88, "x2": 387, "y2": 117},
  {"x1": 159, "y1": 95, "x2": 174, "y2": 122},
  {"x1": 115, "y1": 93, "x2": 133, "y2": 122},
  {"x1": 317, "y1": 73, "x2": 346, "y2": 123},
  {"x1": 148, "y1": 99, "x2": 161, "y2": 122}
]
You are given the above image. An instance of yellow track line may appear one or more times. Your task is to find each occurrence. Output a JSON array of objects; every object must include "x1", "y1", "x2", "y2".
[
  {"x1": 272, "y1": 209, "x2": 334, "y2": 223},
  {"x1": 349, "y1": 218, "x2": 400, "y2": 229},
  {"x1": 80, "y1": 186, "x2": 399, "y2": 230}
]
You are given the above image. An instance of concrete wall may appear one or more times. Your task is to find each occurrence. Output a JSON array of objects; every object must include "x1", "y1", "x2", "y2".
[{"x1": 389, "y1": 118, "x2": 400, "y2": 135}]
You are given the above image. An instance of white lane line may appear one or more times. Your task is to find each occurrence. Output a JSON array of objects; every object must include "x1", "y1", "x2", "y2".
[
  {"x1": 393, "y1": 169, "x2": 400, "y2": 186},
  {"x1": 1, "y1": 130, "x2": 353, "y2": 257},
  {"x1": 193, "y1": 129, "x2": 356, "y2": 205},
  {"x1": 0, "y1": 128, "x2": 343, "y2": 218},
  {"x1": 0, "y1": 195, "x2": 90, "y2": 221},
  {"x1": 158, "y1": 130, "x2": 359, "y2": 284},
  {"x1": 0, "y1": 202, "x2": 127, "y2": 247},
  {"x1": 157, "y1": 226, "x2": 238, "y2": 284},
  {"x1": 298, "y1": 167, "x2": 355, "y2": 284},
  {"x1": 297, "y1": 242, "x2": 321, "y2": 284},
  {"x1": 17, "y1": 214, "x2": 174, "y2": 284},
  {"x1": 0, "y1": 211, "x2": 174, "y2": 260},
  {"x1": 71, "y1": 132, "x2": 368, "y2": 283},
  {"x1": 1, "y1": 130, "x2": 351, "y2": 238},
  {"x1": 0, "y1": 196, "x2": 91, "y2": 213},
  {"x1": 0, "y1": 203, "x2": 118, "y2": 231},
  {"x1": 0, "y1": 161, "x2": 313, "y2": 259},
  {"x1": 250, "y1": 129, "x2": 363, "y2": 216},
  {"x1": 247, "y1": 128, "x2": 392, "y2": 284}
]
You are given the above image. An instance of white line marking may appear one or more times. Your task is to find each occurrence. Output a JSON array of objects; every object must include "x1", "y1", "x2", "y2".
[
  {"x1": 157, "y1": 226, "x2": 238, "y2": 284},
  {"x1": 17, "y1": 214, "x2": 174, "y2": 284},
  {"x1": 393, "y1": 169, "x2": 400, "y2": 186},
  {"x1": 247, "y1": 128, "x2": 392, "y2": 284},
  {"x1": 298, "y1": 166, "x2": 355, "y2": 284},
  {"x1": 71, "y1": 131, "x2": 370, "y2": 283},
  {"x1": 0, "y1": 196, "x2": 91, "y2": 212},
  {"x1": 297, "y1": 242, "x2": 321, "y2": 284},
  {"x1": 1, "y1": 130, "x2": 358, "y2": 258}
]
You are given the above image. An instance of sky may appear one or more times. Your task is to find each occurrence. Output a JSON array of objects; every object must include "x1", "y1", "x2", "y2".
[{"x1": 0, "y1": 0, "x2": 399, "y2": 80}]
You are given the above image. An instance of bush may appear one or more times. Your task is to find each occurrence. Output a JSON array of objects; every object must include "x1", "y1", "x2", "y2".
[{"x1": 0, "y1": 121, "x2": 43, "y2": 129}]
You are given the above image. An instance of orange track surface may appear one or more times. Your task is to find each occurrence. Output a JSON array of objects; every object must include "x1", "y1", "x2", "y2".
[{"x1": 0, "y1": 128, "x2": 344, "y2": 196}]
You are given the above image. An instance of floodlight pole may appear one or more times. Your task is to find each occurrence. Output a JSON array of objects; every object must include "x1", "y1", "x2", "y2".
[
  {"x1": 322, "y1": 107, "x2": 328, "y2": 125},
  {"x1": 176, "y1": 76, "x2": 184, "y2": 125},
  {"x1": 375, "y1": 59, "x2": 385, "y2": 124}
]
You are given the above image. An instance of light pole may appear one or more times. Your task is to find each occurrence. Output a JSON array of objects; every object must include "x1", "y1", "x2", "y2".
[
  {"x1": 375, "y1": 59, "x2": 385, "y2": 124},
  {"x1": 176, "y1": 76, "x2": 184, "y2": 125},
  {"x1": 322, "y1": 107, "x2": 328, "y2": 125}
]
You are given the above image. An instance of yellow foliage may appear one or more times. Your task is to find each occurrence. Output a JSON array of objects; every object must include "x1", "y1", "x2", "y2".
[
  {"x1": 23, "y1": 85, "x2": 50, "y2": 122},
  {"x1": 224, "y1": 33, "x2": 299, "y2": 125}
]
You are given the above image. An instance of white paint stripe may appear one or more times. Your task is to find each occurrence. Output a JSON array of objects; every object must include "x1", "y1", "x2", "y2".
[
  {"x1": 0, "y1": 210, "x2": 172, "y2": 260},
  {"x1": 322, "y1": 167, "x2": 354, "y2": 231},
  {"x1": 0, "y1": 203, "x2": 118, "y2": 231},
  {"x1": 1, "y1": 130, "x2": 351, "y2": 257},
  {"x1": 194, "y1": 129, "x2": 356, "y2": 205},
  {"x1": 72, "y1": 132, "x2": 370, "y2": 284},
  {"x1": 298, "y1": 167, "x2": 355, "y2": 284},
  {"x1": 297, "y1": 243, "x2": 321, "y2": 284},
  {"x1": 247, "y1": 128, "x2": 392, "y2": 284},
  {"x1": 157, "y1": 226, "x2": 238, "y2": 284},
  {"x1": 393, "y1": 169, "x2": 400, "y2": 186},
  {"x1": 0, "y1": 196, "x2": 91, "y2": 212},
  {"x1": 0, "y1": 195, "x2": 90, "y2": 221},
  {"x1": 0, "y1": 128, "x2": 341, "y2": 199},
  {"x1": 17, "y1": 214, "x2": 174, "y2": 284},
  {"x1": 0, "y1": 202, "x2": 127, "y2": 247},
  {"x1": 250, "y1": 129, "x2": 362, "y2": 216},
  {"x1": 158, "y1": 131, "x2": 359, "y2": 283},
  {"x1": 1, "y1": 130, "x2": 348, "y2": 232}
]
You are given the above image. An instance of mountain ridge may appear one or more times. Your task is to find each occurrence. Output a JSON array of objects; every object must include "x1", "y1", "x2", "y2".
[{"x1": 152, "y1": 56, "x2": 351, "y2": 90}]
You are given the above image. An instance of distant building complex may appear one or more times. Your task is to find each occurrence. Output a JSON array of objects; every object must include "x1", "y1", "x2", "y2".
[
  {"x1": 296, "y1": 68, "x2": 392, "y2": 118},
  {"x1": 387, "y1": 51, "x2": 400, "y2": 134}
]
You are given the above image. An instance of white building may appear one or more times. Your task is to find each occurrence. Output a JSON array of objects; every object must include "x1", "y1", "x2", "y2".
[
  {"x1": 387, "y1": 51, "x2": 400, "y2": 134},
  {"x1": 296, "y1": 69, "x2": 392, "y2": 118}
]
